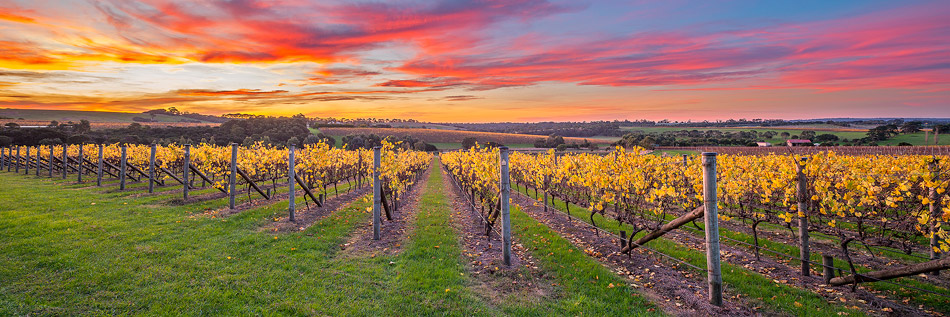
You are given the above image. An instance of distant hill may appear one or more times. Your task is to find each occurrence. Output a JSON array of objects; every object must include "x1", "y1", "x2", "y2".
[{"x1": 0, "y1": 109, "x2": 218, "y2": 123}]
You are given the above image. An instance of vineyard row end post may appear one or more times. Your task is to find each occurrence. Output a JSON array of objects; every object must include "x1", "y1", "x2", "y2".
[
  {"x1": 229, "y1": 143, "x2": 238, "y2": 209},
  {"x1": 288, "y1": 145, "x2": 296, "y2": 223},
  {"x1": 24, "y1": 146, "x2": 29, "y2": 175},
  {"x1": 148, "y1": 144, "x2": 156, "y2": 193},
  {"x1": 798, "y1": 157, "x2": 810, "y2": 277},
  {"x1": 500, "y1": 146, "x2": 512, "y2": 266},
  {"x1": 0, "y1": 146, "x2": 5, "y2": 171},
  {"x1": 15, "y1": 146, "x2": 19, "y2": 173},
  {"x1": 373, "y1": 146, "x2": 381, "y2": 240},
  {"x1": 119, "y1": 144, "x2": 127, "y2": 190},
  {"x1": 183, "y1": 144, "x2": 190, "y2": 200},
  {"x1": 96, "y1": 144, "x2": 104, "y2": 186},
  {"x1": 702, "y1": 152, "x2": 723, "y2": 307}
]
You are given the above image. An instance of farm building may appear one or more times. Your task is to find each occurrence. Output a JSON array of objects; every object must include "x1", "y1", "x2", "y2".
[
  {"x1": 756, "y1": 142, "x2": 772, "y2": 147},
  {"x1": 786, "y1": 139, "x2": 812, "y2": 146}
]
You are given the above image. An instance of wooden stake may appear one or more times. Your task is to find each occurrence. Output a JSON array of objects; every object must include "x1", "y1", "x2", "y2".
[
  {"x1": 500, "y1": 146, "x2": 512, "y2": 266},
  {"x1": 183, "y1": 144, "x2": 190, "y2": 200},
  {"x1": 24, "y1": 146, "x2": 29, "y2": 175},
  {"x1": 77, "y1": 145, "x2": 83, "y2": 182},
  {"x1": 702, "y1": 152, "x2": 722, "y2": 307},
  {"x1": 148, "y1": 144, "x2": 156, "y2": 193},
  {"x1": 373, "y1": 146, "x2": 381, "y2": 240},
  {"x1": 929, "y1": 158, "x2": 943, "y2": 276},
  {"x1": 797, "y1": 157, "x2": 810, "y2": 276},
  {"x1": 119, "y1": 144, "x2": 127, "y2": 190},
  {"x1": 61, "y1": 145, "x2": 67, "y2": 179},
  {"x1": 229, "y1": 143, "x2": 237, "y2": 209},
  {"x1": 288, "y1": 145, "x2": 296, "y2": 222},
  {"x1": 822, "y1": 255, "x2": 835, "y2": 284},
  {"x1": 96, "y1": 144, "x2": 103, "y2": 185}
]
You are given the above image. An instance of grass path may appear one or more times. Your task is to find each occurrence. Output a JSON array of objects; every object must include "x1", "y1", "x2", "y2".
[{"x1": 0, "y1": 157, "x2": 670, "y2": 315}]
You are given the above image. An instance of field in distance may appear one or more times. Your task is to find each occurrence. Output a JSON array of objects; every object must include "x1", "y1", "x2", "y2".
[
  {"x1": 321, "y1": 127, "x2": 612, "y2": 149},
  {"x1": 0, "y1": 109, "x2": 219, "y2": 124}
]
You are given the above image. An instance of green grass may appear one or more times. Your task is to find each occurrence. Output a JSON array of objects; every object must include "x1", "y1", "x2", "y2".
[
  {"x1": 878, "y1": 131, "x2": 950, "y2": 146},
  {"x1": 0, "y1": 159, "x2": 664, "y2": 315},
  {"x1": 512, "y1": 183, "x2": 868, "y2": 316}
]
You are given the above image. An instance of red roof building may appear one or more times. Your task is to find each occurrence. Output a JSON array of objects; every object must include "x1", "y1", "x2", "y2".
[{"x1": 786, "y1": 139, "x2": 812, "y2": 146}]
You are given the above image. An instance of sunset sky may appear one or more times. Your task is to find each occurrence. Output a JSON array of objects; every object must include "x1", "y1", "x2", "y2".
[{"x1": 0, "y1": 0, "x2": 948, "y2": 122}]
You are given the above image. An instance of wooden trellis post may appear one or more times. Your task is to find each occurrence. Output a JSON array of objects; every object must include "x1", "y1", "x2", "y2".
[
  {"x1": 148, "y1": 144, "x2": 157, "y2": 193},
  {"x1": 61, "y1": 145, "x2": 67, "y2": 179},
  {"x1": 797, "y1": 157, "x2": 810, "y2": 276},
  {"x1": 288, "y1": 145, "x2": 296, "y2": 222},
  {"x1": 229, "y1": 143, "x2": 237, "y2": 209},
  {"x1": 119, "y1": 144, "x2": 127, "y2": 190},
  {"x1": 702, "y1": 152, "x2": 722, "y2": 306},
  {"x1": 15, "y1": 146, "x2": 19, "y2": 173},
  {"x1": 49, "y1": 145, "x2": 54, "y2": 178},
  {"x1": 35, "y1": 146, "x2": 40, "y2": 176},
  {"x1": 24, "y1": 146, "x2": 29, "y2": 175},
  {"x1": 77, "y1": 145, "x2": 83, "y2": 182},
  {"x1": 183, "y1": 144, "x2": 190, "y2": 200},
  {"x1": 500, "y1": 146, "x2": 512, "y2": 266},
  {"x1": 930, "y1": 158, "x2": 943, "y2": 276},
  {"x1": 96, "y1": 144, "x2": 103, "y2": 185},
  {"x1": 823, "y1": 255, "x2": 835, "y2": 283},
  {"x1": 373, "y1": 146, "x2": 381, "y2": 240}
]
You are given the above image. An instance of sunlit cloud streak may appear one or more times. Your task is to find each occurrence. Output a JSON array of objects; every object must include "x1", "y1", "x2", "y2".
[{"x1": 0, "y1": 0, "x2": 946, "y2": 120}]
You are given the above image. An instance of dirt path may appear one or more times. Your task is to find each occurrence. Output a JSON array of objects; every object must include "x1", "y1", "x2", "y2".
[
  {"x1": 716, "y1": 218, "x2": 949, "y2": 290},
  {"x1": 664, "y1": 219, "x2": 934, "y2": 316},
  {"x1": 510, "y1": 192, "x2": 755, "y2": 316}
]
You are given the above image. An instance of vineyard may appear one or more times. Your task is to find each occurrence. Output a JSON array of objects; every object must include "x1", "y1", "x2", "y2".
[
  {"x1": 2, "y1": 143, "x2": 950, "y2": 315},
  {"x1": 444, "y1": 146, "x2": 950, "y2": 314},
  {"x1": 0, "y1": 141, "x2": 430, "y2": 221}
]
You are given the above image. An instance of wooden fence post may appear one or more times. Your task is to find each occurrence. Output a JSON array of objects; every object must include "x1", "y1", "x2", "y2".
[
  {"x1": 183, "y1": 144, "x2": 190, "y2": 200},
  {"x1": 35, "y1": 146, "x2": 40, "y2": 176},
  {"x1": 61, "y1": 145, "x2": 67, "y2": 179},
  {"x1": 683, "y1": 154, "x2": 688, "y2": 167},
  {"x1": 930, "y1": 158, "x2": 943, "y2": 276},
  {"x1": 500, "y1": 146, "x2": 512, "y2": 266},
  {"x1": 288, "y1": 145, "x2": 296, "y2": 222},
  {"x1": 96, "y1": 144, "x2": 103, "y2": 185},
  {"x1": 822, "y1": 255, "x2": 835, "y2": 284},
  {"x1": 229, "y1": 143, "x2": 237, "y2": 209},
  {"x1": 373, "y1": 146, "x2": 381, "y2": 240},
  {"x1": 77, "y1": 145, "x2": 83, "y2": 182},
  {"x1": 702, "y1": 152, "x2": 723, "y2": 306},
  {"x1": 15, "y1": 146, "x2": 19, "y2": 173},
  {"x1": 1, "y1": 146, "x2": 5, "y2": 171},
  {"x1": 119, "y1": 144, "x2": 127, "y2": 190},
  {"x1": 797, "y1": 157, "x2": 810, "y2": 276},
  {"x1": 148, "y1": 144, "x2": 156, "y2": 193}
]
